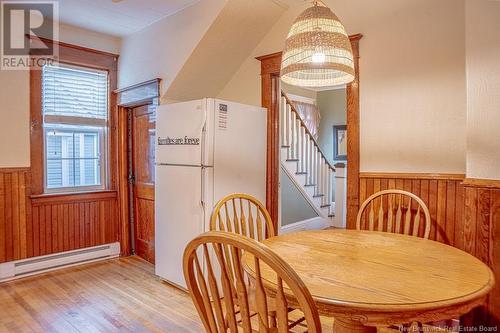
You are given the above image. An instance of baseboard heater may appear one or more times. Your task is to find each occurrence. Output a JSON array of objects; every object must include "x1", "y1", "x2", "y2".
[{"x1": 0, "y1": 242, "x2": 121, "y2": 283}]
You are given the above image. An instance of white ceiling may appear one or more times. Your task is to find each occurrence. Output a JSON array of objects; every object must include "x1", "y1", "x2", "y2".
[{"x1": 53, "y1": 0, "x2": 201, "y2": 37}]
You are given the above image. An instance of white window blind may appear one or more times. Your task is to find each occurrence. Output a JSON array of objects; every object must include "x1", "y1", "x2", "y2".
[
  {"x1": 42, "y1": 64, "x2": 108, "y2": 120},
  {"x1": 42, "y1": 63, "x2": 109, "y2": 192}
]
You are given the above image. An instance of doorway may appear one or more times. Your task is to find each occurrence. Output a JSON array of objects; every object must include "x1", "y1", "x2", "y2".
[
  {"x1": 115, "y1": 78, "x2": 161, "y2": 262},
  {"x1": 129, "y1": 104, "x2": 156, "y2": 263},
  {"x1": 256, "y1": 34, "x2": 361, "y2": 231}
]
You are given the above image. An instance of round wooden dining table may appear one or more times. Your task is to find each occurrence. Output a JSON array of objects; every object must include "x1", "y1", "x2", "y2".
[{"x1": 242, "y1": 229, "x2": 495, "y2": 333}]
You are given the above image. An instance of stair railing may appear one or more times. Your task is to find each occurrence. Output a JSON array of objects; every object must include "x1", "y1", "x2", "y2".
[{"x1": 280, "y1": 91, "x2": 336, "y2": 212}]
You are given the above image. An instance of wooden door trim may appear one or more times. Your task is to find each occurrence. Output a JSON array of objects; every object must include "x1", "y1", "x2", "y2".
[
  {"x1": 116, "y1": 79, "x2": 161, "y2": 256},
  {"x1": 130, "y1": 105, "x2": 156, "y2": 263},
  {"x1": 256, "y1": 34, "x2": 362, "y2": 231},
  {"x1": 346, "y1": 34, "x2": 362, "y2": 229},
  {"x1": 114, "y1": 78, "x2": 161, "y2": 107}
]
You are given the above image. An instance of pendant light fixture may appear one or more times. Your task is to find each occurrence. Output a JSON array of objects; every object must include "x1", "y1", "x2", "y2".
[{"x1": 281, "y1": 1, "x2": 354, "y2": 88}]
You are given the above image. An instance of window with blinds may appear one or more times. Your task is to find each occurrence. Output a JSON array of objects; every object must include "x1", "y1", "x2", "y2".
[{"x1": 42, "y1": 63, "x2": 109, "y2": 192}]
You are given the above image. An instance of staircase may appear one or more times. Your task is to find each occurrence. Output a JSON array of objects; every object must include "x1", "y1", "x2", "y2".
[{"x1": 280, "y1": 91, "x2": 346, "y2": 228}]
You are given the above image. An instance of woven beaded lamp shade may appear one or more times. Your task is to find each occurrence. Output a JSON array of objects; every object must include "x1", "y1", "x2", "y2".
[{"x1": 281, "y1": 2, "x2": 354, "y2": 88}]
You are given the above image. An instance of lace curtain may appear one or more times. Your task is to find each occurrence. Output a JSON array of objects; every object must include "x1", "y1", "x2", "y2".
[{"x1": 291, "y1": 101, "x2": 321, "y2": 140}]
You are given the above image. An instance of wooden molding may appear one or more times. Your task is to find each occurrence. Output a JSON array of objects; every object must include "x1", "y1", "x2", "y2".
[
  {"x1": 255, "y1": 51, "x2": 282, "y2": 62},
  {"x1": 360, "y1": 172, "x2": 465, "y2": 181},
  {"x1": 115, "y1": 78, "x2": 161, "y2": 107},
  {"x1": 348, "y1": 33, "x2": 363, "y2": 42},
  {"x1": 27, "y1": 35, "x2": 119, "y2": 58},
  {"x1": 463, "y1": 178, "x2": 500, "y2": 189},
  {"x1": 115, "y1": 85, "x2": 161, "y2": 257},
  {"x1": 345, "y1": 35, "x2": 363, "y2": 230},
  {"x1": 30, "y1": 39, "x2": 118, "y2": 195},
  {"x1": 0, "y1": 167, "x2": 31, "y2": 173},
  {"x1": 28, "y1": 37, "x2": 119, "y2": 196},
  {"x1": 31, "y1": 190, "x2": 118, "y2": 205},
  {"x1": 256, "y1": 34, "x2": 362, "y2": 231},
  {"x1": 117, "y1": 106, "x2": 131, "y2": 256},
  {"x1": 256, "y1": 54, "x2": 280, "y2": 228}
]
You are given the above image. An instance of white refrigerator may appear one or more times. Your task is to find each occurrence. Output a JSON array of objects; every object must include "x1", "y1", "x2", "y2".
[{"x1": 155, "y1": 98, "x2": 267, "y2": 288}]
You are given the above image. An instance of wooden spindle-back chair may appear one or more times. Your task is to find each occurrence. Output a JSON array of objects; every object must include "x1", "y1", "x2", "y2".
[
  {"x1": 210, "y1": 194, "x2": 275, "y2": 241},
  {"x1": 183, "y1": 231, "x2": 322, "y2": 333},
  {"x1": 356, "y1": 189, "x2": 431, "y2": 239}
]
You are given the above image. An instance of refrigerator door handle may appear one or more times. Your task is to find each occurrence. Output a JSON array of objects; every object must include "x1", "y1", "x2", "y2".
[
  {"x1": 200, "y1": 166, "x2": 206, "y2": 209},
  {"x1": 201, "y1": 109, "x2": 207, "y2": 167},
  {"x1": 200, "y1": 105, "x2": 208, "y2": 210}
]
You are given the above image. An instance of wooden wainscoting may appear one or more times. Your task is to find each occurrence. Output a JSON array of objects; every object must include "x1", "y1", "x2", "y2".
[
  {"x1": 358, "y1": 173, "x2": 465, "y2": 245},
  {"x1": 463, "y1": 182, "x2": 500, "y2": 324},
  {"x1": 30, "y1": 191, "x2": 120, "y2": 259},
  {"x1": 0, "y1": 168, "x2": 120, "y2": 264},
  {"x1": 0, "y1": 168, "x2": 31, "y2": 263},
  {"x1": 359, "y1": 173, "x2": 500, "y2": 323}
]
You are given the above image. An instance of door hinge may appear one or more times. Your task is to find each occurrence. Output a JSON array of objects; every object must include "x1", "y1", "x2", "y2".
[{"x1": 128, "y1": 173, "x2": 135, "y2": 185}]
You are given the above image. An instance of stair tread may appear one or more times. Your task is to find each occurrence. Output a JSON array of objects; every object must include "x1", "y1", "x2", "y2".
[
  {"x1": 320, "y1": 204, "x2": 331, "y2": 208},
  {"x1": 313, "y1": 194, "x2": 324, "y2": 197},
  {"x1": 304, "y1": 184, "x2": 316, "y2": 187},
  {"x1": 286, "y1": 159, "x2": 299, "y2": 162},
  {"x1": 296, "y1": 172, "x2": 307, "y2": 175},
  {"x1": 281, "y1": 145, "x2": 291, "y2": 148}
]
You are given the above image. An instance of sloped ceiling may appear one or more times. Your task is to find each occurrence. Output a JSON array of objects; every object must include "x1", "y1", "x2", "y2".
[{"x1": 164, "y1": 0, "x2": 286, "y2": 101}]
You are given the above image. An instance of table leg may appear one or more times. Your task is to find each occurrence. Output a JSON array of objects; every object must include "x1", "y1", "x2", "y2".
[{"x1": 333, "y1": 318, "x2": 377, "y2": 333}]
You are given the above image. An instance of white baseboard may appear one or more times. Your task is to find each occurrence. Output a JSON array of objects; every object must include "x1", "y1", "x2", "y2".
[
  {"x1": 279, "y1": 216, "x2": 331, "y2": 234},
  {"x1": 0, "y1": 242, "x2": 120, "y2": 283}
]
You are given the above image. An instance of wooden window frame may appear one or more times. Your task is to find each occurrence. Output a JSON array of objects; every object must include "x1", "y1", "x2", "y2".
[
  {"x1": 29, "y1": 37, "x2": 119, "y2": 196},
  {"x1": 43, "y1": 125, "x2": 107, "y2": 193}
]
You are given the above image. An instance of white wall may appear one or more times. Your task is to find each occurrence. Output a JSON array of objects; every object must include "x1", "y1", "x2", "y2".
[
  {"x1": 0, "y1": 23, "x2": 121, "y2": 168},
  {"x1": 0, "y1": 70, "x2": 30, "y2": 167},
  {"x1": 358, "y1": 0, "x2": 466, "y2": 173},
  {"x1": 218, "y1": 4, "x2": 306, "y2": 105},
  {"x1": 465, "y1": 0, "x2": 500, "y2": 180},
  {"x1": 280, "y1": 168, "x2": 318, "y2": 226},
  {"x1": 165, "y1": 0, "x2": 285, "y2": 102},
  {"x1": 57, "y1": 22, "x2": 121, "y2": 54},
  {"x1": 118, "y1": 0, "x2": 225, "y2": 100},
  {"x1": 317, "y1": 89, "x2": 347, "y2": 164},
  {"x1": 220, "y1": 0, "x2": 468, "y2": 174}
]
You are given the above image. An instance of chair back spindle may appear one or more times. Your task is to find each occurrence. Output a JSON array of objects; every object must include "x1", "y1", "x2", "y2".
[
  {"x1": 183, "y1": 231, "x2": 321, "y2": 333},
  {"x1": 356, "y1": 190, "x2": 431, "y2": 239},
  {"x1": 211, "y1": 194, "x2": 275, "y2": 241}
]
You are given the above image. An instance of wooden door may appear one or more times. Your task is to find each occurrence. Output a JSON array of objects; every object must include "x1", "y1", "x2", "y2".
[{"x1": 131, "y1": 105, "x2": 156, "y2": 263}]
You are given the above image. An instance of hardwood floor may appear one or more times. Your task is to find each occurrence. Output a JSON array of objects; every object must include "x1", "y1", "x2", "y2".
[
  {"x1": 0, "y1": 256, "x2": 203, "y2": 333},
  {"x1": 0, "y1": 256, "x2": 338, "y2": 332}
]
